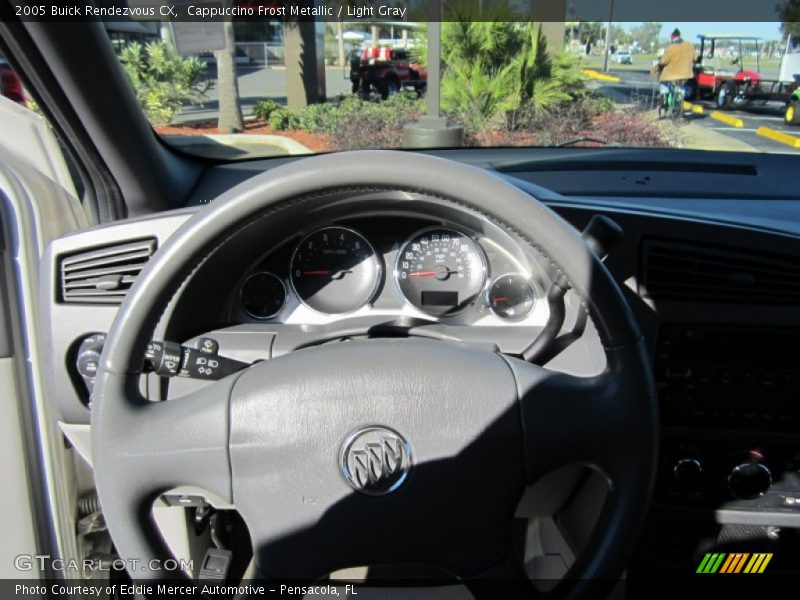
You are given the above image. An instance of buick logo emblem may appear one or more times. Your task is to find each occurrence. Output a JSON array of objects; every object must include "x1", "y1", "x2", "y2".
[{"x1": 340, "y1": 426, "x2": 413, "y2": 496}]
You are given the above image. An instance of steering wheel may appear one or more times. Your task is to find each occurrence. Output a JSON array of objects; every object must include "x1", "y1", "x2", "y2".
[{"x1": 92, "y1": 151, "x2": 657, "y2": 598}]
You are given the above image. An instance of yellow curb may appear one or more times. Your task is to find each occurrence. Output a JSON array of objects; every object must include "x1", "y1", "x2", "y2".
[
  {"x1": 683, "y1": 101, "x2": 704, "y2": 114},
  {"x1": 710, "y1": 111, "x2": 744, "y2": 128},
  {"x1": 756, "y1": 126, "x2": 800, "y2": 148},
  {"x1": 580, "y1": 68, "x2": 621, "y2": 83}
]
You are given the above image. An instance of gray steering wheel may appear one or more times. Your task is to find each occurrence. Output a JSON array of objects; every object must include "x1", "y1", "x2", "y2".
[{"x1": 92, "y1": 151, "x2": 657, "y2": 598}]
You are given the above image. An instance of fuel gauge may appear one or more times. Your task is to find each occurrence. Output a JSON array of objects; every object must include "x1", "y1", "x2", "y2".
[{"x1": 487, "y1": 273, "x2": 535, "y2": 320}]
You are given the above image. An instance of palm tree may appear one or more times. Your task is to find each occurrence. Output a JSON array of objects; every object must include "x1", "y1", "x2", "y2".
[{"x1": 436, "y1": 22, "x2": 584, "y2": 133}]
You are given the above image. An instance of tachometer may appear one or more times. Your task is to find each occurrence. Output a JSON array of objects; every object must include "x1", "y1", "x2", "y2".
[
  {"x1": 290, "y1": 227, "x2": 381, "y2": 314},
  {"x1": 395, "y1": 227, "x2": 487, "y2": 316}
]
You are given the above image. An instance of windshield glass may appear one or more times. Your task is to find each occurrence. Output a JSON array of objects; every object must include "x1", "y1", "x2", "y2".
[{"x1": 102, "y1": 2, "x2": 800, "y2": 159}]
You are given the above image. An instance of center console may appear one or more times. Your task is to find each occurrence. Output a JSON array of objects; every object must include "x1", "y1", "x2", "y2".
[
  {"x1": 654, "y1": 323, "x2": 800, "y2": 511},
  {"x1": 631, "y1": 323, "x2": 800, "y2": 579}
]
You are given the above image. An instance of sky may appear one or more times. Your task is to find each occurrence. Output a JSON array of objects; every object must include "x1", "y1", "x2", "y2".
[{"x1": 624, "y1": 22, "x2": 784, "y2": 43}]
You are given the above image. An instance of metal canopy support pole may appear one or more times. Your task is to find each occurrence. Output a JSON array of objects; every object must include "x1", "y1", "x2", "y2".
[
  {"x1": 603, "y1": 0, "x2": 614, "y2": 72},
  {"x1": 426, "y1": 20, "x2": 443, "y2": 122},
  {"x1": 402, "y1": 1, "x2": 463, "y2": 148}
]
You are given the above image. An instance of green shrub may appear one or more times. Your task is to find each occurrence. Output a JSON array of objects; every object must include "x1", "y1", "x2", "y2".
[
  {"x1": 298, "y1": 102, "x2": 342, "y2": 133},
  {"x1": 593, "y1": 94, "x2": 616, "y2": 114},
  {"x1": 383, "y1": 90, "x2": 424, "y2": 111},
  {"x1": 268, "y1": 108, "x2": 300, "y2": 130},
  {"x1": 295, "y1": 94, "x2": 424, "y2": 149},
  {"x1": 253, "y1": 99, "x2": 282, "y2": 121},
  {"x1": 330, "y1": 96, "x2": 424, "y2": 151},
  {"x1": 120, "y1": 41, "x2": 211, "y2": 126}
]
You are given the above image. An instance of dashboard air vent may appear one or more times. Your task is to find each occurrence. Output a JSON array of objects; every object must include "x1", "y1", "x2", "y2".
[
  {"x1": 640, "y1": 239, "x2": 800, "y2": 304},
  {"x1": 60, "y1": 239, "x2": 157, "y2": 304}
]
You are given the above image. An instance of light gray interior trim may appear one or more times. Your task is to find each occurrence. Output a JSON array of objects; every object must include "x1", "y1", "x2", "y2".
[
  {"x1": 0, "y1": 157, "x2": 88, "y2": 577},
  {"x1": 0, "y1": 359, "x2": 40, "y2": 578},
  {"x1": 0, "y1": 258, "x2": 11, "y2": 358}
]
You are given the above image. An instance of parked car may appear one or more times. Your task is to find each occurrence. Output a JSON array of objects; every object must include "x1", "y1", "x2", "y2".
[
  {"x1": 615, "y1": 51, "x2": 633, "y2": 65},
  {"x1": 0, "y1": 54, "x2": 26, "y2": 105}
]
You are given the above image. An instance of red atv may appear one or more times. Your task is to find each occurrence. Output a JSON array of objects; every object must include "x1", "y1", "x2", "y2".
[{"x1": 349, "y1": 47, "x2": 427, "y2": 100}]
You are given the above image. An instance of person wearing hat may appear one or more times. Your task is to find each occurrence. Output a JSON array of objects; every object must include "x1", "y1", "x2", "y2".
[{"x1": 657, "y1": 28, "x2": 697, "y2": 83}]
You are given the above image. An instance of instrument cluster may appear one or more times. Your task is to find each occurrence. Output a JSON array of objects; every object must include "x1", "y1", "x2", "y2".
[{"x1": 232, "y1": 218, "x2": 546, "y2": 326}]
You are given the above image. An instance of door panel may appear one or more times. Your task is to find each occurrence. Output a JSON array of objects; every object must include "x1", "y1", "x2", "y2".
[{"x1": 0, "y1": 95, "x2": 90, "y2": 578}]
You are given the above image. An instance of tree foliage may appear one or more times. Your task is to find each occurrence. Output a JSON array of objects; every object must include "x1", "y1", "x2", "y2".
[
  {"x1": 777, "y1": 0, "x2": 800, "y2": 39},
  {"x1": 630, "y1": 22, "x2": 663, "y2": 52},
  {"x1": 610, "y1": 24, "x2": 634, "y2": 47},
  {"x1": 570, "y1": 22, "x2": 606, "y2": 53},
  {"x1": 120, "y1": 41, "x2": 211, "y2": 126}
]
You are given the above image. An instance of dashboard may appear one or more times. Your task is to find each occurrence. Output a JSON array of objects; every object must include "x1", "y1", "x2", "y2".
[{"x1": 35, "y1": 148, "x2": 800, "y2": 579}]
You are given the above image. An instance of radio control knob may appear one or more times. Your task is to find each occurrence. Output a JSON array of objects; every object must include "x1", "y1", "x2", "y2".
[
  {"x1": 674, "y1": 458, "x2": 703, "y2": 490},
  {"x1": 728, "y1": 462, "x2": 772, "y2": 500}
]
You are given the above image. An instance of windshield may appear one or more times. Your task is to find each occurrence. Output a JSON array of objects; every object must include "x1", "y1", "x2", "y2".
[{"x1": 104, "y1": 3, "x2": 800, "y2": 159}]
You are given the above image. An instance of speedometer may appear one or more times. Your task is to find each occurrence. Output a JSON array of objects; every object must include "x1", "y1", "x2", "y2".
[
  {"x1": 395, "y1": 227, "x2": 487, "y2": 316},
  {"x1": 290, "y1": 227, "x2": 381, "y2": 314}
]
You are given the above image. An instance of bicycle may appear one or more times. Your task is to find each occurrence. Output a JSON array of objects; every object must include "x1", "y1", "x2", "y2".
[{"x1": 658, "y1": 79, "x2": 687, "y2": 119}]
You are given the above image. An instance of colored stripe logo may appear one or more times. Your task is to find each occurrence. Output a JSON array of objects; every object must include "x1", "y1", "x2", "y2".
[{"x1": 696, "y1": 553, "x2": 772, "y2": 574}]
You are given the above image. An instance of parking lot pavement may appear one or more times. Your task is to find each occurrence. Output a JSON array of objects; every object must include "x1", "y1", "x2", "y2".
[
  {"x1": 176, "y1": 65, "x2": 354, "y2": 124},
  {"x1": 591, "y1": 68, "x2": 800, "y2": 154}
]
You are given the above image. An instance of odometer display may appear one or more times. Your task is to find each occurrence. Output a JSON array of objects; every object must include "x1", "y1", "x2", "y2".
[
  {"x1": 290, "y1": 227, "x2": 381, "y2": 314},
  {"x1": 395, "y1": 228, "x2": 487, "y2": 316}
]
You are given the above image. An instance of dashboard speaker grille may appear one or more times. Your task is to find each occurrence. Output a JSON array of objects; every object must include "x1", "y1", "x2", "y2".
[
  {"x1": 59, "y1": 238, "x2": 157, "y2": 304},
  {"x1": 640, "y1": 238, "x2": 800, "y2": 304}
]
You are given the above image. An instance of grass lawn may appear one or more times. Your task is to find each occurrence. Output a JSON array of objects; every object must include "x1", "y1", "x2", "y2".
[{"x1": 579, "y1": 53, "x2": 658, "y2": 71}]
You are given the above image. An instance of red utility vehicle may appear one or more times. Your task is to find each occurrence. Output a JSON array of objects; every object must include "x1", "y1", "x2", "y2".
[
  {"x1": 348, "y1": 46, "x2": 427, "y2": 100},
  {"x1": 688, "y1": 34, "x2": 800, "y2": 110}
]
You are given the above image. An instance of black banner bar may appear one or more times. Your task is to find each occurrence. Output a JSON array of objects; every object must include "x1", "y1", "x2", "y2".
[{"x1": 4, "y1": 0, "x2": 797, "y2": 23}]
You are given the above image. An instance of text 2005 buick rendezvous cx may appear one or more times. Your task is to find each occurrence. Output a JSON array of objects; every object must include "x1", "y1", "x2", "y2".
[{"x1": 1, "y1": 2, "x2": 800, "y2": 598}]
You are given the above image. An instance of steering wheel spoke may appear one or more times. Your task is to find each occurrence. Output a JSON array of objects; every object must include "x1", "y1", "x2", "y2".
[
  {"x1": 93, "y1": 371, "x2": 235, "y2": 508},
  {"x1": 505, "y1": 340, "x2": 657, "y2": 486}
]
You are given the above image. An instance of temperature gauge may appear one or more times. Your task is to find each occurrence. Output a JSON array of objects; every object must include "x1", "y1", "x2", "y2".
[{"x1": 487, "y1": 273, "x2": 535, "y2": 320}]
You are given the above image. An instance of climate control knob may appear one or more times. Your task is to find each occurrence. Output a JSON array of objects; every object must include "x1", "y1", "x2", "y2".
[
  {"x1": 728, "y1": 462, "x2": 772, "y2": 500},
  {"x1": 673, "y1": 458, "x2": 703, "y2": 492}
]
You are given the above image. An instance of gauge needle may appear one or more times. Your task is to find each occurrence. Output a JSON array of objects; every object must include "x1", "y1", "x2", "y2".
[
  {"x1": 303, "y1": 270, "x2": 331, "y2": 275},
  {"x1": 491, "y1": 296, "x2": 508, "y2": 302},
  {"x1": 409, "y1": 271, "x2": 437, "y2": 278}
]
